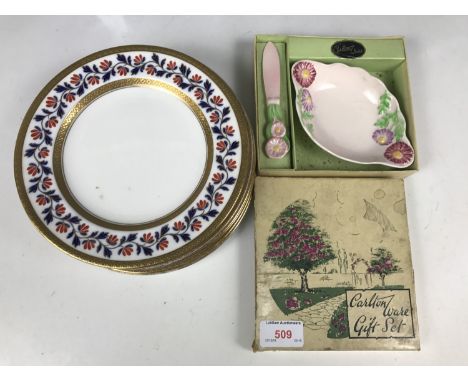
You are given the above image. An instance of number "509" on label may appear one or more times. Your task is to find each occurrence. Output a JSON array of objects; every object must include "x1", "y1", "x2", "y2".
[{"x1": 275, "y1": 329, "x2": 292, "y2": 339}]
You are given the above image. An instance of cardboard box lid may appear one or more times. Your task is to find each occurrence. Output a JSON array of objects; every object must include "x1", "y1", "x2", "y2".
[{"x1": 253, "y1": 176, "x2": 420, "y2": 351}]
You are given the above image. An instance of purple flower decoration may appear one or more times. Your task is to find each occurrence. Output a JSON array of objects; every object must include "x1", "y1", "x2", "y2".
[
  {"x1": 293, "y1": 61, "x2": 316, "y2": 88},
  {"x1": 384, "y1": 142, "x2": 414, "y2": 164},
  {"x1": 265, "y1": 137, "x2": 289, "y2": 159},
  {"x1": 372, "y1": 128, "x2": 394, "y2": 145},
  {"x1": 271, "y1": 121, "x2": 286, "y2": 138},
  {"x1": 301, "y1": 88, "x2": 313, "y2": 112}
]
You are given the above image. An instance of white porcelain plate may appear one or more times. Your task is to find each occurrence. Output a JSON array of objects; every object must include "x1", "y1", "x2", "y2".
[
  {"x1": 14, "y1": 45, "x2": 254, "y2": 272},
  {"x1": 291, "y1": 60, "x2": 415, "y2": 168}
]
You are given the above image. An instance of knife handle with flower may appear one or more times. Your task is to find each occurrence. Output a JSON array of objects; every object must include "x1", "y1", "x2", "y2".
[{"x1": 263, "y1": 42, "x2": 290, "y2": 159}]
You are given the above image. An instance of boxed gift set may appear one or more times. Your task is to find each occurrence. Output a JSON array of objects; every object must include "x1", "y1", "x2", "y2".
[{"x1": 253, "y1": 35, "x2": 419, "y2": 351}]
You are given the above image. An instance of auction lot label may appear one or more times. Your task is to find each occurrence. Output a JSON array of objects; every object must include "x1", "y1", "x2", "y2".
[{"x1": 259, "y1": 320, "x2": 304, "y2": 348}]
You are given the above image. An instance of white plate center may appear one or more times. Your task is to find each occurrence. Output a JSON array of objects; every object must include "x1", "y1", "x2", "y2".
[{"x1": 63, "y1": 86, "x2": 207, "y2": 224}]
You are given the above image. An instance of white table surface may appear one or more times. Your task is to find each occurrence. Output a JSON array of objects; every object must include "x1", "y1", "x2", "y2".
[{"x1": 1, "y1": 15, "x2": 467, "y2": 365}]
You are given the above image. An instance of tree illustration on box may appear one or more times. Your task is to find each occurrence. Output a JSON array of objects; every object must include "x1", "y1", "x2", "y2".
[
  {"x1": 367, "y1": 247, "x2": 401, "y2": 287},
  {"x1": 263, "y1": 200, "x2": 335, "y2": 292}
]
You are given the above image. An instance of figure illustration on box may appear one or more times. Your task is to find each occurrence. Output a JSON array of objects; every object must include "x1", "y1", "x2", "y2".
[{"x1": 263, "y1": 198, "x2": 405, "y2": 337}]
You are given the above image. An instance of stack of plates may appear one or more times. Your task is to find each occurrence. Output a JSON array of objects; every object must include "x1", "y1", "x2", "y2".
[{"x1": 14, "y1": 45, "x2": 255, "y2": 274}]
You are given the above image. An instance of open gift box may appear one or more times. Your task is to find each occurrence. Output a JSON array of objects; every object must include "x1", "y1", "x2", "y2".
[{"x1": 252, "y1": 35, "x2": 420, "y2": 351}]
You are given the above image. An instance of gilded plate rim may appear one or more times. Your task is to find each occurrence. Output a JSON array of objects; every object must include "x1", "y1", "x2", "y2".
[{"x1": 14, "y1": 44, "x2": 255, "y2": 272}]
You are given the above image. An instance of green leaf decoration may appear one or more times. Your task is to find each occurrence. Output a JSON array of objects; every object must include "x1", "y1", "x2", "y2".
[
  {"x1": 388, "y1": 111, "x2": 398, "y2": 125},
  {"x1": 374, "y1": 92, "x2": 406, "y2": 141},
  {"x1": 267, "y1": 103, "x2": 283, "y2": 122},
  {"x1": 394, "y1": 111, "x2": 406, "y2": 141},
  {"x1": 374, "y1": 114, "x2": 390, "y2": 128},
  {"x1": 378, "y1": 91, "x2": 391, "y2": 115},
  {"x1": 301, "y1": 110, "x2": 314, "y2": 131},
  {"x1": 265, "y1": 103, "x2": 284, "y2": 139}
]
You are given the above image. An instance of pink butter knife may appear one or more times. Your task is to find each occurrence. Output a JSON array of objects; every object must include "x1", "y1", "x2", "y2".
[{"x1": 262, "y1": 42, "x2": 289, "y2": 159}]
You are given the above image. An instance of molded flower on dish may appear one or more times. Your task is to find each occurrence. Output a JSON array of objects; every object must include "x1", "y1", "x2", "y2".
[
  {"x1": 372, "y1": 128, "x2": 394, "y2": 145},
  {"x1": 301, "y1": 88, "x2": 313, "y2": 112},
  {"x1": 293, "y1": 61, "x2": 316, "y2": 88},
  {"x1": 265, "y1": 137, "x2": 289, "y2": 159},
  {"x1": 384, "y1": 141, "x2": 414, "y2": 165},
  {"x1": 271, "y1": 121, "x2": 286, "y2": 137}
]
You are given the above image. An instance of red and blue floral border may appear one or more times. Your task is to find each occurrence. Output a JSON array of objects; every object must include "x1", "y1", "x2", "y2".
[{"x1": 23, "y1": 51, "x2": 241, "y2": 259}]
